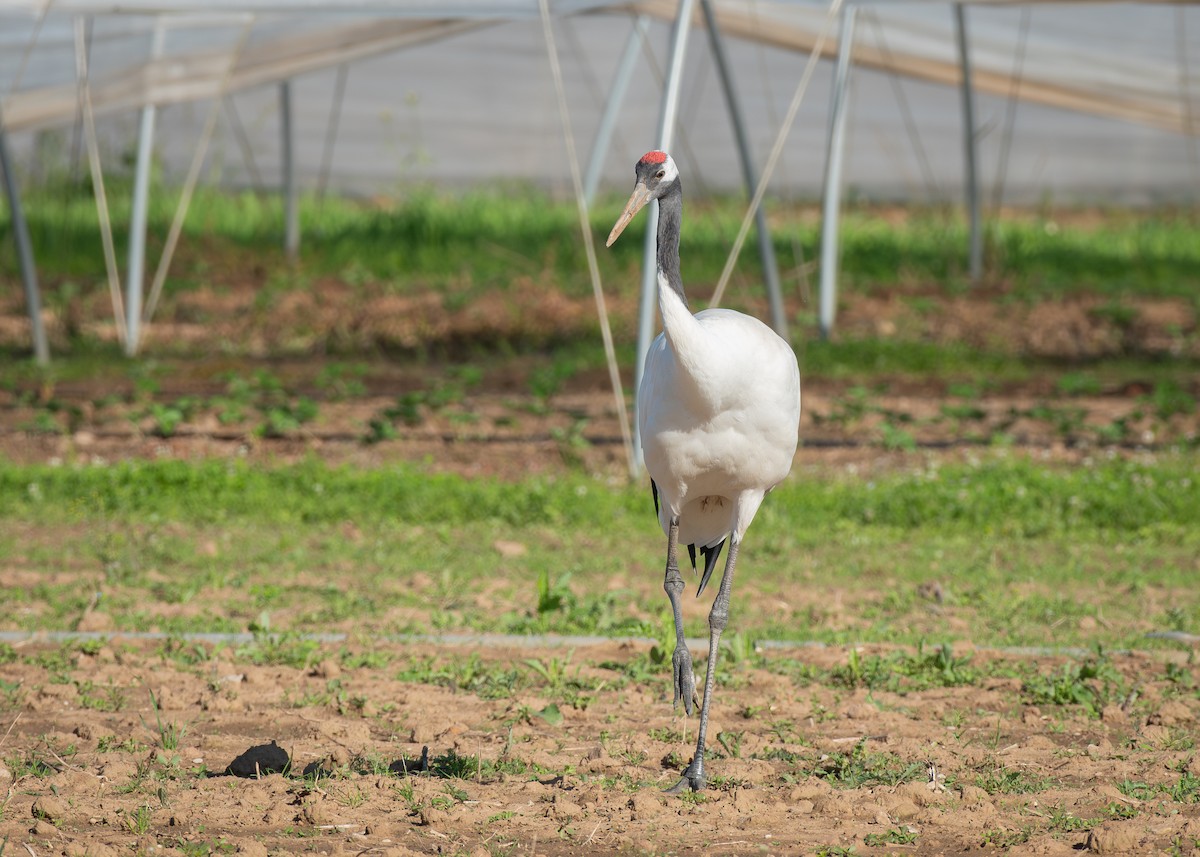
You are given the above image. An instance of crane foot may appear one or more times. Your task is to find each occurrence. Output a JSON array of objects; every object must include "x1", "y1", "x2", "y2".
[
  {"x1": 671, "y1": 646, "x2": 697, "y2": 716},
  {"x1": 664, "y1": 758, "x2": 706, "y2": 793}
]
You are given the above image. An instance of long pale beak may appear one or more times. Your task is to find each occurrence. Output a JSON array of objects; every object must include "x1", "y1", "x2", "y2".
[{"x1": 606, "y1": 182, "x2": 653, "y2": 247}]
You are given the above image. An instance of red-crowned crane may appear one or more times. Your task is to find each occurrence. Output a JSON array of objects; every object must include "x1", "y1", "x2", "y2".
[{"x1": 606, "y1": 151, "x2": 801, "y2": 793}]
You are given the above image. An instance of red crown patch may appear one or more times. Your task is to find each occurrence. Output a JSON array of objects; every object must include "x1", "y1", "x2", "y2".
[{"x1": 639, "y1": 150, "x2": 668, "y2": 165}]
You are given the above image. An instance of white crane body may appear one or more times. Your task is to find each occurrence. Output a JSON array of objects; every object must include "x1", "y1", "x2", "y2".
[
  {"x1": 640, "y1": 291, "x2": 800, "y2": 549},
  {"x1": 606, "y1": 150, "x2": 801, "y2": 793}
]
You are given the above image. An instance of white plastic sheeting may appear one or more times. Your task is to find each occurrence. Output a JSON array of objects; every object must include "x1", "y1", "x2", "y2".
[{"x1": 0, "y1": 1, "x2": 1196, "y2": 202}]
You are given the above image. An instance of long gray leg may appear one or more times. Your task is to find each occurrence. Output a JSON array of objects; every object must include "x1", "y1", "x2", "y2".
[
  {"x1": 663, "y1": 517, "x2": 696, "y2": 716},
  {"x1": 666, "y1": 538, "x2": 740, "y2": 793}
]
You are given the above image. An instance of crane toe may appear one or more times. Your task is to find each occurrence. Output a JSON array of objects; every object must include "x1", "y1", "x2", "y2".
[
  {"x1": 672, "y1": 646, "x2": 697, "y2": 716},
  {"x1": 664, "y1": 757, "x2": 706, "y2": 793}
]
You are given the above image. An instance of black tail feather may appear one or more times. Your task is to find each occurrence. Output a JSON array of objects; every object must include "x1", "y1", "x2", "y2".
[
  {"x1": 697, "y1": 539, "x2": 727, "y2": 597},
  {"x1": 651, "y1": 479, "x2": 659, "y2": 517},
  {"x1": 687, "y1": 543, "x2": 696, "y2": 570}
]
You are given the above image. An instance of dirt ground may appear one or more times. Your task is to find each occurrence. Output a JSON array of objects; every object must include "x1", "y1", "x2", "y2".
[
  {"x1": 1, "y1": 278, "x2": 1198, "y2": 480},
  {"x1": 1, "y1": 638, "x2": 1199, "y2": 857},
  {"x1": 1, "y1": 283, "x2": 1199, "y2": 855}
]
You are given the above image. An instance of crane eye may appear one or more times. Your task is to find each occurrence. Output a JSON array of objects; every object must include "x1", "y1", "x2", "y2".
[{"x1": 656, "y1": 170, "x2": 666, "y2": 179}]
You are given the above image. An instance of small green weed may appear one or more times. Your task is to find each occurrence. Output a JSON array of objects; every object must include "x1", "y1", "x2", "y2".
[
  {"x1": 233, "y1": 632, "x2": 321, "y2": 669},
  {"x1": 429, "y1": 749, "x2": 478, "y2": 780},
  {"x1": 1021, "y1": 656, "x2": 1126, "y2": 717},
  {"x1": 811, "y1": 740, "x2": 923, "y2": 789},
  {"x1": 973, "y1": 759, "x2": 1053, "y2": 795},
  {"x1": 124, "y1": 804, "x2": 154, "y2": 835},
  {"x1": 830, "y1": 643, "x2": 981, "y2": 692},
  {"x1": 98, "y1": 735, "x2": 144, "y2": 753},
  {"x1": 1046, "y1": 805, "x2": 1093, "y2": 833},
  {"x1": 175, "y1": 838, "x2": 235, "y2": 856},
  {"x1": 864, "y1": 827, "x2": 918, "y2": 846},
  {"x1": 1104, "y1": 800, "x2": 1139, "y2": 819},
  {"x1": 981, "y1": 826, "x2": 1033, "y2": 848},
  {"x1": 145, "y1": 689, "x2": 187, "y2": 751},
  {"x1": 5, "y1": 750, "x2": 59, "y2": 778}
]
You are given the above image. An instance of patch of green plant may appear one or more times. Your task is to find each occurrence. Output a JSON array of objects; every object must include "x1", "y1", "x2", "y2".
[
  {"x1": 5, "y1": 750, "x2": 58, "y2": 778},
  {"x1": 429, "y1": 749, "x2": 479, "y2": 780},
  {"x1": 146, "y1": 688, "x2": 187, "y2": 751},
  {"x1": 232, "y1": 632, "x2": 322, "y2": 670},
  {"x1": 1024, "y1": 403, "x2": 1088, "y2": 437},
  {"x1": 1146, "y1": 380, "x2": 1196, "y2": 421},
  {"x1": 75, "y1": 680, "x2": 128, "y2": 712},
  {"x1": 814, "y1": 846, "x2": 859, "y2": 857},
  {"x1": 506, "y1": 570, "x2": 654, "y2": 637},
  {"x1": 941, "y1": 402, "x2": 987, "y2": 421},
  {"x1": 1021, "y1": 656, "x2": 1127, "y2": 717},
  {"x1": 0, "y1": 677, "x2": 24, "y2": 707},
  {"x1": 864, "y1": 827, "x2": 918, "y2": 846},
  {"x1": 1089, "y1": 300, "x2": 1139, "y2": 329},
  {"x1": 339, "y1": 648, "x2": 394, "y2": 670},
  {"x1": 973, "y1": 759, "x2": 1054, "y2": 795},
  {"x1": 124, "y1": 804, "x2": 154, "y2": 835},
  {"x1": 145, "y1": 402, "x2": 187, "y2": 437},
  {"x1": 97, "y1": 735, "x2": 145, "y2": 753},
  {"x1": 1103, "y1": 800, "x2": 1139, "y2": 819},
  {"x1": 395, "y1": 654, "x2": 525, "y2": 700},
  {"x1": 1163, "y1": 771, "x2": 1200, "y2": 803},
  {"x1": 1045, "y1": 804, "x2": 1094, "y2": 833},
  {"x1": 174, "y1": 838, "x2": 235, "y2": 857},
  {"x1": 980, "y1": 826, "x2": 1033, "y2": 848},
  {"x1": 156, "y1": 637, "x2": 213, "y2": 667},
  {"x1": 1117, "y1": 779, "x2": 1158, "y2": 801},
  {"x1": 1056, "y1": 372, "x2": 1102, "y2": 397},
  {"x1": 314, "y1": 363, "x2": 368, "y2": 400},
  {"x1": 810, "y1": 740, "x2": 924, "y2": 789},
  {"x1": 879, "y1": 421, "x2": 917, "y2": 451},
  {"x1": 829, "y1": 643, "x2": 984, "y2": 692}
]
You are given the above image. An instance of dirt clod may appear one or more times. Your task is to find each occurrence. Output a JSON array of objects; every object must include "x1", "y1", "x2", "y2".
[
  {"x1": 418, "y1": 805, "x2": 448, "y2": 827},
  {"x1": 1148, "y1": 699, "x2": 1194, "y2": 725},
  {"x1": 31, "y1": 795, "x2": 66, "y2": 822},
  {"x1": 1087, "y1": 822, "x2": 1141, "y2": 853},
  {"x1": 225, "y1": 740, "x2": 291, "y2": 777}
]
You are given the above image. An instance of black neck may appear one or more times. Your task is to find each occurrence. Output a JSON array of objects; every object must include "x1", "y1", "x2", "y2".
[{"x1": 656, "y1": 180, "x2": 687, "y2": 309}]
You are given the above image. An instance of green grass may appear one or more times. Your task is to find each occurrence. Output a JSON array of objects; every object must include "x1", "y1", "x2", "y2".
[
  {"x1": 4, "y1": 181, "x2": 1199, "y2": 306},
  {"x1": 811, "y1": 740, "x2": 924, "y2": 789},
  {"x1": 0, "y1": 453, "x2": 1197, "y2": 648}
]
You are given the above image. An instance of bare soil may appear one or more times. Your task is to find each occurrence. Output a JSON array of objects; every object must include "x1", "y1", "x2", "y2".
[
  {"x1": 1, "y1": 283, "x2": 1199, "y2": 855},
  {"x1": 2, "y1": 639, "x2": 1200, "y2": 857}
]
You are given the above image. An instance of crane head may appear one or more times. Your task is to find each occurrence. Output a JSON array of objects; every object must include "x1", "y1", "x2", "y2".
[{"x1": 606, "y1": 151, "x2": 680, "y2": 247}]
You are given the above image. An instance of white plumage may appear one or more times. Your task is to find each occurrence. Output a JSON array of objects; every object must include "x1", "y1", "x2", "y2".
[
  {"x1": 640, "y1": 297, "x2": 801, "y2": 550},
  {"x1": 607, "y1": 150, "x2": 801, "y2": 793}
]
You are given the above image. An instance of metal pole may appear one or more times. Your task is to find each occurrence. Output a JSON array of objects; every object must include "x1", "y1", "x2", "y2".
[
  {"x1": 0, "y1": 113, "x2": 50, "y2": 365},
  {"x1": 818, "y1": 5, "x2": 856, "y2": 340},
  {"x1": 584, "y1": 15, "x2": 649, "y2": 206},
  {"x1": 954, "y1": 3, "x2": 982, "y2": 284},
  {"x1": 280, "y1": 80, "x2": 299, "y2": 260},
  {"x1": 126, "y1": 18, "x2": 166, "y2": 357},
  {"x1": 634, "y1": 0, "x2": 697, "y2": 472},
  {"x1": 699, "y1": 0, "x2": 787, "y2": 341},
  {"x1": 317, "y1": 63, "x2": 349, "y2": 200}
]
